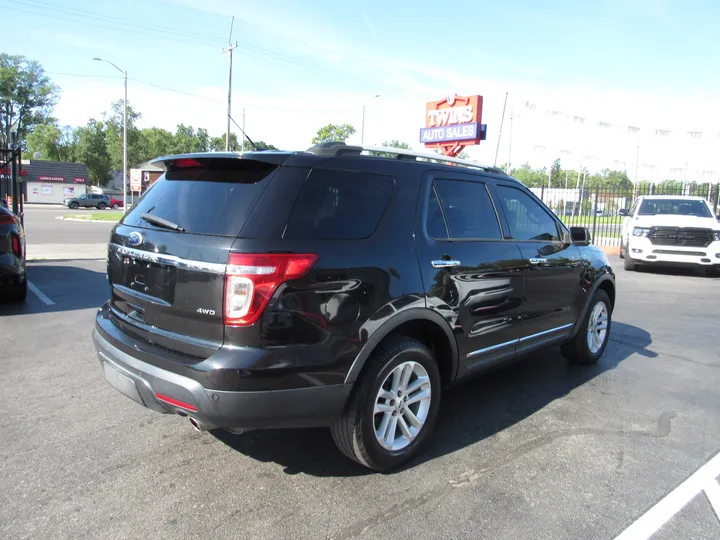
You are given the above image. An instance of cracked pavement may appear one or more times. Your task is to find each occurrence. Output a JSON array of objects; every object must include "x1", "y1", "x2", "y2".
[{"x1": 1, "y1": 255, "x2": 719, "y2": 540}]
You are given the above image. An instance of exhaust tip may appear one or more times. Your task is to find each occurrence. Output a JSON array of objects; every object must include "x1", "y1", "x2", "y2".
[{"x1": 189, "y1": 417, "x2": 215, "y2": 432}]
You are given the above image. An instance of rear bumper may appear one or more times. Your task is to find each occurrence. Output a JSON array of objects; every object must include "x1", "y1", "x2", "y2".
[
  {"x1": 93, "y1": 326, "x2": 352, "y2": 430},
  {"x1": 627, "y1": 237, "x2": 720, "y2": 266}
]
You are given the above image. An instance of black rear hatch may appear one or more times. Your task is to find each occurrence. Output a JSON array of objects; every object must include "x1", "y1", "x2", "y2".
[{"x1": 107, "y1": 155, "x2": 284, "y2": 360}]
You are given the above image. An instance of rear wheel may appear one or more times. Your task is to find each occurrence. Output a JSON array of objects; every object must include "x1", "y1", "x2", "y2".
[
  {"x1": 7, "y1": 277, "x2": 27, "y2": 303},
  {"x1": 97, "y1": 203, "x2": 107, "y2": 210},
  {"x1": 561, "y1": 289, "x2": 611, "y2": 365},
  {"x1": 331, "y1": 337, "x2": 441, "y2": 472}
]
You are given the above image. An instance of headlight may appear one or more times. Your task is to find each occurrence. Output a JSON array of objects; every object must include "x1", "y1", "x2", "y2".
[{"x1": 633, "y1": 227, "x2": 650, "y2": 237}]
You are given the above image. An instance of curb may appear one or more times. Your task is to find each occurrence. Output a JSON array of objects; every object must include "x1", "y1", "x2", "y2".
[{"x1": 55, "y1": 216, "x2": 120, "y2": 223}]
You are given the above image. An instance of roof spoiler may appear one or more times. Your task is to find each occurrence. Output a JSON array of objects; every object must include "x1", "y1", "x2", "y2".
[{"x1": 149, "y1": 151, "x2": 293, "y2": 170}]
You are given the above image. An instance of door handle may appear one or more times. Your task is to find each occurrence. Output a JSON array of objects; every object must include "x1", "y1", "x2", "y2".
[
  {"x1": 432, "y1": 259, "x2": 461, "y2": 268},
  {"x1": 529, "y1": 258, "x2": 548, "y2": 265}
]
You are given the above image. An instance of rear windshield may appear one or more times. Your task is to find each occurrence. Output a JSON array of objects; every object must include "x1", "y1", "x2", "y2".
[
  {"x1": 284, "y1": 168, "x2": 394, "y2": 240},
  {"x1": 121, "y1": 159, "x2": 276, "y2": 236},
  {"x1": 638, "y1": 199, "x2": 712, "y2": 218}
]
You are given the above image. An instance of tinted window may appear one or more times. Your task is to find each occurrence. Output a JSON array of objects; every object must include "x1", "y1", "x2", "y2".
[
  {"x1": 122, "y1": 159, "x2": 277, "y2": 236},
  {"x1": 638, "y1": 198, "x2": 712, "y2": 218},
  {"x1": 430, "y1": 179, "x2": 502, "y2": 240},
  {"x1": 495, "y1": 185, "x2": 560, "y2": 241},
  {"x1": 284, "y1": 169, "x2": 394, "y2": 240}
]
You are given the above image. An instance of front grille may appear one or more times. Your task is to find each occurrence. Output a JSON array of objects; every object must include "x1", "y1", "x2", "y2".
[
  {"x1": 648, "y1": 227, "x2": 714, "y2": 247},
  {"x1": 652, "y1": 249, "x2": 706, "y2": 257}
]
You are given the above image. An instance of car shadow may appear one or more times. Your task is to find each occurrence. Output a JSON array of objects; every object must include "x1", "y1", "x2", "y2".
[
  {"x1": 211, "y1": 322, "x2": 652, "y2": 477},
  {"x1": 634, "y1": 264, "x2": 719, "y2": 279},
  {"x1": 0, "y1": 263, "x2": 108, "y2": 316}
]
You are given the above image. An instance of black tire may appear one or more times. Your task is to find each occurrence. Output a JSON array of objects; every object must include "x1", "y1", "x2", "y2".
[
  {"x1": 69, "y1": 202, "x2": 79, "y2": 209},
  {"x1": 112, "y1": 203, "x2": 119, "y2": 209},
  {"x1": 561, "y1": 289, "x2": 612, "y2": 365},
  {"x1": 8, "y1": 278, "x2": 27, "y2": 303},
  {"x1": 97, "y1": 203, "x2": 107, "y2": 210},
  {"x1": 619, "y1": 239, "x2": 625, "y2": 259},
  {"x1": 331, "y1": 337, "x2": 442, "y2": 472},
  {"x1": 623, "y1": 255, "x2": 636, "y2": 271}
]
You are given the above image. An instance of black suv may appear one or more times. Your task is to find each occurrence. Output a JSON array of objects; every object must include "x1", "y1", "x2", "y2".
[{"x1": 93, "y1": 143, "x2": 615, "y2": 471}]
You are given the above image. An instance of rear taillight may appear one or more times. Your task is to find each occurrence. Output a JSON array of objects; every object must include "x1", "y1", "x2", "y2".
[
  {"x1": 224, "y1": 253, "x2": 317, "y2": 326},
  {"x1": 11, "y1": 234, "x2": 21, "y2": 258}
]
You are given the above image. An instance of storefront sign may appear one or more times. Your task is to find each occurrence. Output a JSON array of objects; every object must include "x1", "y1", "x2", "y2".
[
  {"x1": 38, "y1": 175, "x2": 65, "y2": 182},
  {"x1": 64, "y1": 187, "x2": 75, "y2": 196},
  {"x1": 73, "y1": 177, "x2": 86, "y2": 184},
  {"x1": 41, "y1": 184, "x2": 54, "y2": 195},
  {"x1": 130, "y1": 169, "x2": 142, "y2": 191},
  {"x1": 420, "y1": 94, "x2": 484, "y2": 157}
]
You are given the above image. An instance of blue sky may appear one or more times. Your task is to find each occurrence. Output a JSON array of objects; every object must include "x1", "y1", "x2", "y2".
[{"x1": 1, "y1": 0, "x2": 718, "y2": 176}]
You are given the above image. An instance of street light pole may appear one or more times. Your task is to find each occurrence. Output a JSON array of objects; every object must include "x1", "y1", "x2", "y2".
[
  {"x1": 360, "y1": 94, "x2": 381, "y2": 144},
  {"x1": 93, "y1": 57, "x2": 128, "y2": 212}
]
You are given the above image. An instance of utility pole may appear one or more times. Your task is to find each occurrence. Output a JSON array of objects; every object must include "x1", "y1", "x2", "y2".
[{"x1": 222, "y1": 16, "x2": 238, "y2": 152}]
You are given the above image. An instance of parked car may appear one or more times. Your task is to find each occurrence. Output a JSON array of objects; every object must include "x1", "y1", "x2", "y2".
[
  {"x1": 64, "y1": 193, "x2": 111, "y2": 210},
  {"x1": 0, "y1": 205, "x2": 27, "y2": 302},
  {"x1": 619, "y1": 195, "x2": 720, "y2": 273},
  {"x1": 109, "y1": 198, "x2": 124, "y2": 209},
  {"x1": 93, "y1": 142, "x2": 616, "y2": 471}
]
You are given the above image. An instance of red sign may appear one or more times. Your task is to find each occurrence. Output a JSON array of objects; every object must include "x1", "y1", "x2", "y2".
[
  {"x1": 421, "y1": 94, "x2": 483, "y2": 157},
  {"x1": 73, "y1": 177, "x2": 87, "y2": 183},
  {"x1": 38, "y1": 175, "x2": 64, "y2": 182}
]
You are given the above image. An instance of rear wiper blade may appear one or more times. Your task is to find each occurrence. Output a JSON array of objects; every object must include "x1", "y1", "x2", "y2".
[{"x1": 141, "y1": 213, "x2": 185, "y2": 232}]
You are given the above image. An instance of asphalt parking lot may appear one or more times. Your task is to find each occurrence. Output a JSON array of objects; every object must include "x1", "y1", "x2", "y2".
[{"x1": 2, "y1": 236, "x2": 720, "y2": 538}]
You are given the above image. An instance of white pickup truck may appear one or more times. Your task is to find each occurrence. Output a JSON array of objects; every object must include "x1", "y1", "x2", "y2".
[{"x1": 619, "y1": 195, "x2": 720, "y2": 273}]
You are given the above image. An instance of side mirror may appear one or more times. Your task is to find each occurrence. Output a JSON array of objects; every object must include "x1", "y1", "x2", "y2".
[
  {"x1": 618, "y1": 209, "x2": 628, "y2": 216},
  {"x1": 570, "y1": 226, "x2": 592, "y2": 246}
]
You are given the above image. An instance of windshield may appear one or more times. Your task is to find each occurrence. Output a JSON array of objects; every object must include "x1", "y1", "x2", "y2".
[{"x1": 638, "y1": 199, "x2": 712, "y2": 218}]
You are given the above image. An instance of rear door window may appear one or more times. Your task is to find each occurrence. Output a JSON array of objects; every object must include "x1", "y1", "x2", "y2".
[
  {"x1": 494, "y1": 185, "x2": 560, "y2": 241},
  {"x1": 121, "y1": 158, "x2": 278, "y2": 237},
  {"x1": 284, "y1": 169, "x2": 394, "y2": 240},
  {"x1": 428, "y1": 179, "x2": 502, "y2": 240}
]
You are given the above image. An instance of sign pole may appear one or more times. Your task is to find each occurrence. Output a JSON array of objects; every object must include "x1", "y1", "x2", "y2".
[{"x1": 494, "y1": 92, "x2": 508, "y2": 166}]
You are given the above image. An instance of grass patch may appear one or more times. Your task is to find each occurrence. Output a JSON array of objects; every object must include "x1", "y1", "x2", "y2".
[{"x1": 65, "y1": 212, "x2": 123, "y2": 221}]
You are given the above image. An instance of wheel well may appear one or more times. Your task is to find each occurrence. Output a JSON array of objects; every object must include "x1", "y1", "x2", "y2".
[
  {"x1": 597, "y1": 280, "x2": 615, "y2": 311},
  {"x1": 380, "y1": 319, "x2": 455, "y2": 385}
]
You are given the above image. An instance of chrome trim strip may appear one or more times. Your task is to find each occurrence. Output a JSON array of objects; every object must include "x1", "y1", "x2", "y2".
[
  {"x1": 466, "y1": 323, "x2": 574, "y2": 358},
  {"x1": 109, "y1": 243, "x2": 227, "y2": 274},
  {"x1": 466, "y1": 338, "x2": 517, "y2": 358},
  {"x1": 518, "y1": 323, "x2": 573, "y2": 343}
]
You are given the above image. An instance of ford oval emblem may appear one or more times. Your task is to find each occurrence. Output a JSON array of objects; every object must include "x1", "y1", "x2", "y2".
[{"x1": 128, "y1": 232, "x2": 143, "y2": 247}]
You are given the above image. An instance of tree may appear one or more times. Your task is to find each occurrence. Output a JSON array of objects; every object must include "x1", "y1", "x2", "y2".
[
  {"x1": 75, "y1": 119, "x2": 112, "y2": 186},
  {"x1": 252, "y1": 140, "x2": 278, "y2": 151},
  {"x1": 210, "y1": 132, "x2": 240, "y2": 152},
  {"x1": 551, "y1": 158, "x2": 562, "y2": 187},
  {"x1": 370, "y1": 140, "x2": 410, "y2": 157},
  {"x1": 26, "y1": 124, "x2": 78, "y2": 162},
  {"x1": 104, "y1": 100, "x2": 142, "y2": 168},
  {"x1": 312, "y1": 123, "x2": 356, "y2": 144},
  {"x1": 139, "y1": 127, "x2": 175, "y2": 162},
  {"x1": 0, "y1": 54, "x2": 59, "y2": 147}
]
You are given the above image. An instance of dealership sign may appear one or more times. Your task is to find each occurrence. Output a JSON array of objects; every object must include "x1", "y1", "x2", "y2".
[{"x1": 420, "y1": 94, "x2": 484, "y2": 157}]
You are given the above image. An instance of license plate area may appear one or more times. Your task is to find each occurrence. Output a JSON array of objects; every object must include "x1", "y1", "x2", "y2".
[
  {"x1": 122, "y1": 256, "x2": 176, "y2": 302},
  {"x1": 103, "y1": 361, "x2": 144, "y2": 406}
]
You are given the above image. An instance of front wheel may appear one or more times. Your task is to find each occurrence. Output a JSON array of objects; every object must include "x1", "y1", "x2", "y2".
[
  {"x1": 623, "y1": 256, "x2": 636, "y2": 271},
  {"x1": 619, "y1": 238, "x2": 625, "y2": 259},
  {"x1": 69, "y1": 202, "x2": 79, "y2": 209},
  {"x1": 331, "y1": 337, "x2": 441, "y2": 472},
  {"x1": 561, "y1": 289, "x2": 612, "y2": 365},
  {"x1": 112, "y1": 203, "x2": 119, "y2": 209}
]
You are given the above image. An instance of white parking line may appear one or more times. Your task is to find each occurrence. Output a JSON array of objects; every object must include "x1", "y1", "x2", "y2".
[
  {"x1": 27, "y1": 281, "x2": 55, "y2": 306},
  {"x1": 614, "y1": 451, "x2": 720, "y2": 540}
]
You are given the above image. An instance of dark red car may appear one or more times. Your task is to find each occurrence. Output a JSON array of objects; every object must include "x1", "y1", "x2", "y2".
[
  {"x1": 0, "y1": 204, "x2": 26, "y2": 302},
  {"x1": 109, "y1": 198, "x2": 124, "y2": 209}
]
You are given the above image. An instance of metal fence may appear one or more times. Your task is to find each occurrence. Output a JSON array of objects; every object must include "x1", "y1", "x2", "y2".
[{"x1": 533, "y1": 183, "x2": 720, "y2": 247}]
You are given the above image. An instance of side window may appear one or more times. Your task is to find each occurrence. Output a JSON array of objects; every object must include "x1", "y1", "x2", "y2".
[
  {"x1": 495, "y1": 185, "x2": 560, "y2": 241},
  {"x1": 427, "y1": 179, "x2": 502, "y2": 240},
  {"x1": 284, "y1": 169, "x2": 394, "y2": 240}
]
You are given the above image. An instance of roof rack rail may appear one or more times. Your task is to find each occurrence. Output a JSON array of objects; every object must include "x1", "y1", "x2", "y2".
[{"x1": 305, "y1": 142, "x2": 508, "y2": 175}]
